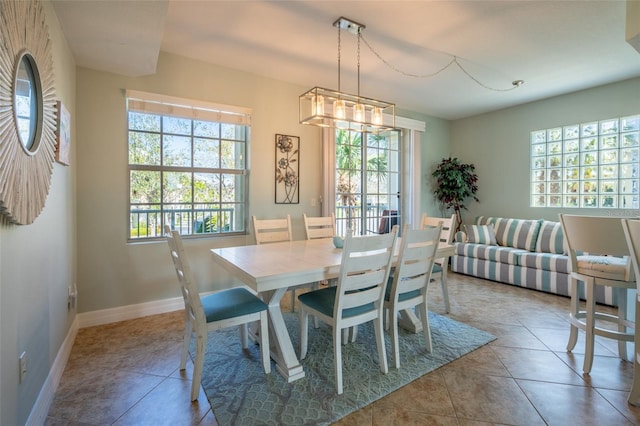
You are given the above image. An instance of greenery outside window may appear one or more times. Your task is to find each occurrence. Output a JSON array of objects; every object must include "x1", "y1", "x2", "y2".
[
  {"x1": 531, "y1": 115, "x2": 639, "y2": 209},
  {"x1": 127, "y1": 90, "x2": 250, "y2": 240}
]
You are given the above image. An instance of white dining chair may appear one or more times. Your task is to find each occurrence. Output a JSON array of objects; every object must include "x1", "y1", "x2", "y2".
[
  {"x1": 164, "y1": 225, "x2": 270, "y2": 401},
  {"x1": 621, "y1": 218, "x2": 640, "y2": 406},
  {"x1": 252, "y1": 214, "x2": 312, "y2": 311},
  {"x1": 298, "y1": 227, "x2": 398, "y2": 394},
  {"x1": 303, "y1": 213, "x2": 336, "y2": 240},
  {"x1": 420, "y1": 213, "x2": 456, "y2": 313},
  {"x1": 385, "y1": 222, "x2": 441, "y2": 369},
  {"x1": 559, "y1": 214, "x2": 635, "y2": 374}
]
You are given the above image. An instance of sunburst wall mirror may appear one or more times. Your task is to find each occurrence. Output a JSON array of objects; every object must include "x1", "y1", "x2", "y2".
[{"x1": 0, "y1": 0, "x2": 57, "y2": 225}]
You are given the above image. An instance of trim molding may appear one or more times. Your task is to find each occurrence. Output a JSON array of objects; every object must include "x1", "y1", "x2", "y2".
[
  {"x1": 26, "y1": 316, "x2": 79, "y2": 426},
  {"x1": 78, "y1": 296, "x2": 184, "y2": 328}
]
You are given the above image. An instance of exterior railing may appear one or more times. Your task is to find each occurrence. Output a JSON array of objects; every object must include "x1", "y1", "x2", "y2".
[
  {"x1": 130, "y1": 207, "x2": 235, "y2": 238},
  {"x1": 334, "y1": 204, "x2": 398, "y2": 236}
]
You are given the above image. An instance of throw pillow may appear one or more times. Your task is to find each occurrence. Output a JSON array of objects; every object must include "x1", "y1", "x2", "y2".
[{"x1": 466, "y1": 224, "x2": 497, "y2": 245}]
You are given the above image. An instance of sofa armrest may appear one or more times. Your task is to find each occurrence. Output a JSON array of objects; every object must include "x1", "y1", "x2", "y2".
[{"x1": 454, "y1": 231, "x2": 467, "y2": 243}]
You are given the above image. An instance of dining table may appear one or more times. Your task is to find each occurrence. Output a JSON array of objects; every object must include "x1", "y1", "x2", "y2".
[{"x1": 210, "y1": 237, "x2": 455, "y2": 383}]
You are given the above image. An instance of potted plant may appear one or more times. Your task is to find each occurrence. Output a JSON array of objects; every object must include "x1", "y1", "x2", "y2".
[{"x1": 432, "y1": 157, "x2": 479, "y2": 232}]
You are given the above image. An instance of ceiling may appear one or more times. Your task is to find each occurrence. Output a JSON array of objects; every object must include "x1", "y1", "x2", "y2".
[{"x1": 51, "y1": 0, "x2": 640, "y2": 120}]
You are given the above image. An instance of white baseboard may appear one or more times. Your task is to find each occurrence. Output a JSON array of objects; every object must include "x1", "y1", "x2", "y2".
[
  {"x1": 26, "y1": 316, "x2": 79, "y2": 426},
  {"x1": 77, "y1": 296, "x2": 184, "y2": 328},
  {"x1": 27, "y1": 296, "x2": 186, "y2": 424}
]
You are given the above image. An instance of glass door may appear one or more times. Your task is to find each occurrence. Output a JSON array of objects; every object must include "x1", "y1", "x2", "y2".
[{"x1": 334, "y1": 129, "x2": 401, "y2": 236}]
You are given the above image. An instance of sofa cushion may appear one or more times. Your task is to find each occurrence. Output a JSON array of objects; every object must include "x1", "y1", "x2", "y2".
[
  {"x1": 535, "y1": 220, "x2": 566, "y2": 254},
  {"x1": 456, "y1": 243, "x2": 526, "y2": 266},
  {"x1": 475, "y1": 216, "x2": 541, "y2": 251},
  {"x1": 495, "y1": 218, "x2": 541, "y2": 251},
  {"x1": 518, "y1": 252, "x2": 570, "y2": 274},
  {"x1": 466, "y1": 224, "x2": 497, "y2": 245}
]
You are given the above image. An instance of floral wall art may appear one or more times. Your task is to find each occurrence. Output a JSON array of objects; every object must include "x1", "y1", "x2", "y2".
[{"x1": 275, "y1": 134, "x2": 299, "y2": 204}]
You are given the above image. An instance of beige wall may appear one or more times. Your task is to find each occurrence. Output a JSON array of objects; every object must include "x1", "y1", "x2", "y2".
[
  {"x1": 76, "y1": 52, "x2": 325, "y2": 313},
  {"x1": 450, "y1": 77, "x2": 640, "y2": 226},
  {"x1": 0, "y1": 1, "x2": 77, "y2": 424}
]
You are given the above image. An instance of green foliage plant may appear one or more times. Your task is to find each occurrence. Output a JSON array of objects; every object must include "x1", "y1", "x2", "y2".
[{"x1": 432, "y1": 157, "x2": 479, "y2": 232}]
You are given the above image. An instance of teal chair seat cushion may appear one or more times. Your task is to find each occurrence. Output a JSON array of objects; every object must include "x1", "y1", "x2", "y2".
[
  {"x1": 384, "y1": 276, "x2": 421, "y2": 302},
  {"x1": 432, "y1": 264, "x2": 443, "y2": 273},
  {"x1": 298, "y1": 286, "x2": 375, "y2": 318},
  {"x1": 201, "y1": 287, "x2": 267, "y2": 323}
]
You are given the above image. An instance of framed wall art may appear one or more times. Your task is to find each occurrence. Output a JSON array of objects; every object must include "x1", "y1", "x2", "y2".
[
  {"x1": 56, "y1": 101, "x2": 71, "y2": 165},
  {"x1": 275, "y1": 134, "x2": 299, "y2": 204}
]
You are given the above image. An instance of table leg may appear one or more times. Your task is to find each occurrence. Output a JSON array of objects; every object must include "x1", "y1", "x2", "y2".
[
  {"x1": 261, "y1": 288, "x2": 305, "y2": 382},
  {"x1": 398, "y1": 308, "x2": 422, "y2": 333}
]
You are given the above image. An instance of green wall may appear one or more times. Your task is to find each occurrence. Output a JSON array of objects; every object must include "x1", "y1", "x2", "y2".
[{"x1": 0, "y1": 2, "x2": 77, "y2": 424}]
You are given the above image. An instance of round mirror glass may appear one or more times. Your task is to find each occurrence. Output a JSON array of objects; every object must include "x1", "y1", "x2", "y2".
[{"x1": 14, "y1": 53, "x2": 41, "y2": 152}]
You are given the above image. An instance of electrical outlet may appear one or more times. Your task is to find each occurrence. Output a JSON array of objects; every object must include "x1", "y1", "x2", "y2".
[{"x1": 19, "y1": 352, "x2": 27, "y2": 383}]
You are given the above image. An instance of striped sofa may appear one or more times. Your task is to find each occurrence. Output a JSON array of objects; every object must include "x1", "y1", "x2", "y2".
[{"x1": 451, "y1": 216, "x2": 617, "y2": 306}]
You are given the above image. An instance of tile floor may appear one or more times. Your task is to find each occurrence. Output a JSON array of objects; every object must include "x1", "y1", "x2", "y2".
[{"x1": 46, "y1": 272, "x2": 640, "y2": 425}]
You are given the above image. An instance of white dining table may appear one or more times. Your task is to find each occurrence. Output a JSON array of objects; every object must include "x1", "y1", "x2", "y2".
[{"x1": 210, "y1": 237, "x2": 455, "y2": 383}]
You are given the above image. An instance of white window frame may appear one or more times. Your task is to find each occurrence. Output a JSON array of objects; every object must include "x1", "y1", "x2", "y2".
[
  {"x1": 530, "y1": 115, "x2": 640, "y2": 209},
  {"x1": 126, "y1": 90, "x2": 251, "y2": 240}
]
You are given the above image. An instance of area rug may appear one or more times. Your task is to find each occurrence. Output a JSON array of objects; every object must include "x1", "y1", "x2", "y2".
[{"x1": 200, "y1": 312, "x2": 495, "y2": 425}]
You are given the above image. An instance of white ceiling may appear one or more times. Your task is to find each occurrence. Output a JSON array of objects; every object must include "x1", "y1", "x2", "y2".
[{"x1": 51, "y1": 0, "x2": 640, "y2": 120}]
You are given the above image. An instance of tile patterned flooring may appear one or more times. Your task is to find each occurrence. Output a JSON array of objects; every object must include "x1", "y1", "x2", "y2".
[{"x1": 46, "y1": 272, "x2": 640, "y2": 425}]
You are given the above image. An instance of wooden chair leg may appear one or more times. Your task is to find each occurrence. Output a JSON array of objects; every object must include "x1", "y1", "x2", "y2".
[
  {"x1": 440, "y1": 267, "x2": 451, "y2": 314},
  {"x1": 191, "y1": 332, "x2": 207, "y2": 401},
  {"x1": 374, "y1": 316, "x2": 388, "y2": 375},
  {"x1": 299, "y1": 309, "x2": 309, "y2": 359},
  {"x1": 390, "y1": 308, "x2": 400, "y2": 369},
  {"x1": 583, "y1": 278, "x2": 596, "y2": 374},
  {"x1": 333, "y1": 326, "x2": 343, "y2": 395},
  {"x1": 567, "y1": 277, "x2": 580, "y2": 352},
  {"x1": 259, "y1": 311, "x2": 271, "y2": 374},
  {"x1": 419, "y1": 302, "x2": 433, "y2": 353},
  {"x1": 628, "y1": 298, "x2": 640, "y2": 406},
  {"x1": 180, "y1": 314, "x2": 192, "y2": 370},
  {"x1": 617, "y1": 287, "x2": 630, "y2": 361}
]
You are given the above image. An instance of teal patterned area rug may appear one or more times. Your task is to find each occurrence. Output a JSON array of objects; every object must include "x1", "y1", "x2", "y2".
[{"x1": 201, "y1": 312, "x2": 495, "y2": 425}]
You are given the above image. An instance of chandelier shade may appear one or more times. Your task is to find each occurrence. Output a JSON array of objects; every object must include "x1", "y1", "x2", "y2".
[
  {"x1": 299, "y1": 87, "x2": 395, "y2": 133},
  {"x1": 299, "y1": 17, "x2": 396, "y2": 133}
]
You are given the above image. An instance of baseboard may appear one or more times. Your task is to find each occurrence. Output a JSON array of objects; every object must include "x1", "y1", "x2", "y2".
[
  {"x1": 77, "y1": 296, "x2": 184, "y2": 328},
  {"x1": 26, "y1": 316, "x2": 79, "y2": 426}
]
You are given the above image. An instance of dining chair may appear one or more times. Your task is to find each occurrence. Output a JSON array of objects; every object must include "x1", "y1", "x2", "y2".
[
  {"x1": 559, "y1": 214, "x2": 635, "y2": 374},
  {"x1": 384, "y1": 222, "x2": 442, "y2": 369},
  {"x1": 252, "y1": 214, "x2": 309, "y2": 311},
  {"x1": 303, "y1": 213, "x2": 336, "y2": 240},
  {"x1": 621, "y1": 218, "x2": 640, "y2": 406},
  {"x1": 420, "y1": 213, "x2": 456, "y2": 313},
  {"x1": 164, "y1": 225, "x2": 270, "y2": 401},
  {"x1": 298, "y1": 226, "x2": 398, "y2": 394},
  {"x1": 252, "y1": 214, "x2": 292, "y2": 245}
]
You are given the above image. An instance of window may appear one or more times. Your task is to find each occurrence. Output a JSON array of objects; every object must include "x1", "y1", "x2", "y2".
[
  {"x1": 531, "y1": 115, "x2": 640, "y2": 209},
  {"x1": 127, "y1": 90, "x2": 250, "y2": 240}
]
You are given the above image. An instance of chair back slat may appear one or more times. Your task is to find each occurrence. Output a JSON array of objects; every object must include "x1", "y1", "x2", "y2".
[
  {"x1": 303, "y1": 213, "x2": 336, "y2": 240},
  {"x1": 334, "y1": 228, "x2": 397, "y2": 319},
  {"x1": 253, "y1": 215, "x2": 292, "y2": 245}
]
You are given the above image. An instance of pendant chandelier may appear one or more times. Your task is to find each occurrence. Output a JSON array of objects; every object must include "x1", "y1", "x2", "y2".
[{"x1": 299, "y1": 17, "x2": 395, "y2": 133}]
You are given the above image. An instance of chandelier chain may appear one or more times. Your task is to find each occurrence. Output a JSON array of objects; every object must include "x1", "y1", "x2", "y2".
[
  {"x1": 360, "y1": 34, "x2": 521, "y2": 92},
  {"x1": 357, "y1": 29, "x2": 361, "y2": 96},
  {"x1": 337, "y1": 24, "x2": 341, "y2": 92}
]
